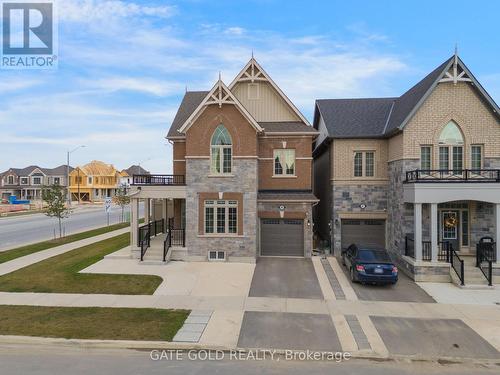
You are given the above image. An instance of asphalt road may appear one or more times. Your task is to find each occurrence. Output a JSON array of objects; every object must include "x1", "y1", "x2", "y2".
[
  {"x1": 336, "y1": 255, "x2": 435, "y2": 303},
  {"x1": 0, "y1": 346, "x2": 497, "y2": 375},
  {"x1": 0, "y1": 204, "x2": 143, "y2": 251}
]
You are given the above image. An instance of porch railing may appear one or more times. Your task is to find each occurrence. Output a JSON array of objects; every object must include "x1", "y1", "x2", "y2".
[
  {"x1": 449, "y1": 244, "x2": 465, "y2": 286},
  {"x1": 138, "y1": 219, "x2": 165, "y2": 261},
  {"x1": 405, "y1": 169, "x2": 500, "y2": 183},
  {"x1": 405, "y1": 235, "x2": 449, "y2": 262},
  {"x1": 163, "y1": 228, "x2": 186, "y2": 262},
  {"x1": 476, "y1": 239, "x2": 496, "y2": 286},
  {"x1": 132, "y1": 174, "x2": 185, "y2": 186}
]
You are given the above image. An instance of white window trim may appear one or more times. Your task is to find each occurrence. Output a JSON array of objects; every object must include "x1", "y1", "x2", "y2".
[
  {"x1": 20, "y1": 177, "x2": 29, "y2": 185},
  {"x1": 470, "y1": 144, "x2": 483, "y2": 170},
  {"x1": 204, "y1": 200, "x2": 238, "y2": 235},
  {"x1": 353, "y1": 151, "x2": 376, "y2": 178},
  {"x1": 439, "y1": 145, "x2": 464, "y2": 171},
  {"x1": 420, "y1": 145, "x2": 433, "y2": 170},
  {"x1": 210, "y1": 145, "x2": 233, "y2": 175},
  {"x1": 32, "y1": 176, "x2": 42, "y2": 185},
  {"x1": 273, "y1": 149, "x2": 296, "y2": 177}
]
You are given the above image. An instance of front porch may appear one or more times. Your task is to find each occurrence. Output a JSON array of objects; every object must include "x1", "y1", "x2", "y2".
[
  {"x1": 401, "y1": 169, "x2": 500, "y2": 285},
  {"x1": 129, "y1": 174, "x2": 187, "y2": 262}
]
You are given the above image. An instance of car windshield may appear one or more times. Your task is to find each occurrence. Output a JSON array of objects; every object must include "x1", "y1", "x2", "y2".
[{"x1": 358, "y1": 250, "x2": 391, "y2": 262}]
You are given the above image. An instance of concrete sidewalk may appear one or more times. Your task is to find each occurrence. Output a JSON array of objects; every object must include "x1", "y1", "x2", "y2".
[{"x1": 0, "y1": 227, "x2": 129, "y2": 276}]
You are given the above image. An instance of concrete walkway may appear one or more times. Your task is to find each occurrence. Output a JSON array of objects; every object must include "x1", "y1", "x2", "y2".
[{"x1": 0, "y1": 227, "x2": 129, "y2": 276}]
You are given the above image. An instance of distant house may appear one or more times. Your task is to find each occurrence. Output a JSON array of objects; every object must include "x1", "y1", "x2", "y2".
[
  {"x1": 0, "y1": 165, "x2": 71, "y2": 202},
  {"x1": 119, "y1": 165, "x2": 150, "y2": 187},
  {"x1": 69, "y1": 160, "x2": 121, "y2": 202}
]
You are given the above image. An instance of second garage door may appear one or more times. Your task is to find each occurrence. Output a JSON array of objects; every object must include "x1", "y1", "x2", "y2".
[
  {"x1": 260, "y1": 219, "x2": 304, "y2": 256},
  {"x1": 341, "y1": 219, "x2": 386, "y2": 250}
]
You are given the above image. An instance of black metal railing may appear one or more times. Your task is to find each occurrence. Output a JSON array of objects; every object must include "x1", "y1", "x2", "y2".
[
  {"x1": 405, "y1": 169, "x2": 500, "y2": 183},
  {"x1": 140, "y1": 230, "x2": 150, "y2": 261},
  {"x1": 405, "y1": 236, "x2": 448, "y2": 262},
  {"x1": 162, "y1": 228, "x2": 185, "y2": 262},
  {"x1": 132, "y1": 174, "x2": 185, "y2": 186},
  {"x1": 449, "y1": 244, "x2": 465, "y2": 286},
  {"x1": 138, "y1": 219, "x2": 165, "y2": 261},
  {"x1": 476, "y1": 239, "x2": 496, "y2": 286},
  {"x1": 405, "y1": 235, "x2": 415, "y2": 258}
]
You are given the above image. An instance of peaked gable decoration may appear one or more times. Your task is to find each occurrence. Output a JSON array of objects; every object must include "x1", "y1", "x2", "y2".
[
  {"x1": 229, "y1": 58, "x2": 310, "y2": 125},
  {"x1": 177, "y1": 78, "x2": 263, "y2": 134},
  {"x1": 396, "y1": 54, "x2": 499, "y2": 132}
]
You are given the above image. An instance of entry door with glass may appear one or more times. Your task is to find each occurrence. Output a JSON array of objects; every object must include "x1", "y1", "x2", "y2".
[{"x1": 441, "y1": 210, "x2": 460, "y2": 251}]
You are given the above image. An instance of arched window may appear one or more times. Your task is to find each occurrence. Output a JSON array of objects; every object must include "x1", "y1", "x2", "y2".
[
  {"x1": 210, "y1": 124, "x2": 232, "y2": 174},
  {"x1": 438, "y1": 121, "x2": 463, "y2": 172}
]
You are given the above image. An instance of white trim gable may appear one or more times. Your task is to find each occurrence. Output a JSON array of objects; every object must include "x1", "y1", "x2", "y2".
[
  {"x1": 229, "y1": 58, "x2": 310, "y2": 125},
  {"x1": 439, "y1": 54, "x2": 472, "y2": 84},
  {"x1": 28, "y1": 168, "x2": 46, "y2": 177},
  {"x1": 177, "y1": 79, "x2": 263, "y2": 134}
]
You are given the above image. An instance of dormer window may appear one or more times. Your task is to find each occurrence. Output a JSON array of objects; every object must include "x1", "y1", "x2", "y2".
[{"x1": 210, "y1": 124, "x2": 232, "y2": 175}]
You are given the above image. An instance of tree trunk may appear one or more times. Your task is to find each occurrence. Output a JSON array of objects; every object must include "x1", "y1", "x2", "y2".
[{"x1": 58, "y1": 217, "x2": 62, "y2": 238}]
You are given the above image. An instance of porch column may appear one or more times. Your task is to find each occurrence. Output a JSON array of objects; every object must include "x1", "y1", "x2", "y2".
[
  {"x1": 496, "y1": 203, "x2": 500, "y2": 263},
  {"x1": 414, "y1": 203, "x2": 423, "y2": 262},
  {"x1": 144, "y1": 198, "x2": 150, "y2": 223},
  {"x1": 130, "y1": 198, "x2": 139, "y2": 250},
  {"x1": 431, "y1": 203, "x2": 438, "y2": 262}
]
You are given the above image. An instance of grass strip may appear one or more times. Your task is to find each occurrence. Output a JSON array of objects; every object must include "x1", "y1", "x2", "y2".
[
  {"x1": 0, "y1": 305, "x2": 189, "y2": 341},
  {"x1": 0, "y1": 233, "x2": 162, "y2": 294}
]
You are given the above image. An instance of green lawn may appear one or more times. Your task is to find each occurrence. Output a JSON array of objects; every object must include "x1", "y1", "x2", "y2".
[
  {"x1": 0, "y1": 233, "x2": 163, "y2": 294},
  {"x1": 0, "y1": 222, "x2": 130, "y2": 264},
  {"x1": 0, "y1": 305, "x2": 189, "y2": 341}
]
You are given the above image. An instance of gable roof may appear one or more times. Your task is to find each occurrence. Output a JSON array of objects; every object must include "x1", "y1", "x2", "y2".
[
  {"x1": 167, "y1": 91, "x2": 208, "y2": 138},
  {"x1": 315, "y1": 54, "x2": 500, "y2": 139},
  {"x1": 229, "y1": 58, "x2": 310, "y2": 125},
  {"x1": 0, "y1": 165, "x2": 72, "y2": 178},
  {"x1": 176, "y1": 79, "x2": 263, "y2": 134}
]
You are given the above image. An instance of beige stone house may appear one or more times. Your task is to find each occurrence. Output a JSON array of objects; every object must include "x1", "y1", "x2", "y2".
[
  {"x1": 313, "y1": 54, "x2": 500, "y2": 285},
  {"x1": 129, "y1": 58, "x2": 318, "y2": 262}
]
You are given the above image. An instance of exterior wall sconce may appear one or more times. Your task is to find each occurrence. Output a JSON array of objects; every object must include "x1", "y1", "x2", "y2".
[{"x1": 307, "y1": 219, "x2": 311, "y2": 227}]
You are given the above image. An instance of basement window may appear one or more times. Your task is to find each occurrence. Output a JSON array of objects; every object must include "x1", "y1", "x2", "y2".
[{"x1": 208, "y1": 250, "x2": 226, "y2": 261}]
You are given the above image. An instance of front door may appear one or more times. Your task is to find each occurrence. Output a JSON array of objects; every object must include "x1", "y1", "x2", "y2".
[{"x1": 441, "y1": 210, "x2": 460, "y2": 251}]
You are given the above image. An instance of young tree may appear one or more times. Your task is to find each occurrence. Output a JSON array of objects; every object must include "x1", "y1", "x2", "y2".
[
  {"x1": 113, "y1": 184, "x2": 130, "y2": 223},
  {"x1": 42, "y1": 184, "x2": 72, "y2": 238}
]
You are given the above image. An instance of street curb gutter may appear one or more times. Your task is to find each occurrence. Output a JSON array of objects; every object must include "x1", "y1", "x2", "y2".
[{"x1": 0, "y1": 336, "x2": 499, "y2": 366}]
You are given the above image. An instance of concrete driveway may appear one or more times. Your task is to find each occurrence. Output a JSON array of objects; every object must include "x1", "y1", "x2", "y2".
[
  {"x1": 249, "y1": 258, "x2": 323, "y2": 299},
  {"x1": 238, "y1": 311, "x2": 341, "y2": 351},
  {"x1": 371, "y1": 316, "x2": 500, "y2": 359},
  {"x1": 336, "y1": 256, "x2": 435, "y2": 303}
]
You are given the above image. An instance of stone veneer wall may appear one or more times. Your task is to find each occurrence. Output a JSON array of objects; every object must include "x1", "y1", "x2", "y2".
[
  {"x1": 471, "y1": 201, "x2": 496, "y2": 247},
  {"x1": 258, "y1": 202, "x2": 314, "y2": 257},
  {"x1": 331, "y1": 184, "x2": 388, "y2": 252},
  {"x1": 185, "y1": 158, "x2": 258, "y2": 262}
]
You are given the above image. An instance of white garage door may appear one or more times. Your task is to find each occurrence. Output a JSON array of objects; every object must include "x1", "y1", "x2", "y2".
[
  {"x1": 341, "y1": 219, "x2": 386, "y2": 250},
  {"x1": 260, "y1": 219, "x2": 304, "y2": 256}
]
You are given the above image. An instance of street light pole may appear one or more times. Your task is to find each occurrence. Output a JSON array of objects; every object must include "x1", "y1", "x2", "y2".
[{"x1": 67, "y1": 145, "x2": 86, "y2": 206}]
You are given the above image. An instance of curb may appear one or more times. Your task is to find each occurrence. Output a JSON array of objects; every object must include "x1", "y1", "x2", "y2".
[{"x1": 0, "y1": 335, "x2": 499, "y2": 366}]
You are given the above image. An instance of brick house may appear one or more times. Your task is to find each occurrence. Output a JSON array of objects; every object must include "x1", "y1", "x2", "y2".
[
  {"x1": 129, "y1": 58, "x2": 318, "y2": 262},
  {"x1": 313, "y1": 54, "x2": 500, "y2": 284}
]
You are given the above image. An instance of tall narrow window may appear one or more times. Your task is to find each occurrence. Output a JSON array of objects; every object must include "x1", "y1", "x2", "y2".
[
  {"x1": 471, "y1": 145, "x2": 482, "y2": 170},
  {"x1": 354, "y1": 152, "x2": 363, "y2": 177},
  {"x1": 211, "y1": 125, "x2": 232, "y2": 174},
  {"x1": 274, "y1": 149, "x2": 295, "y2": 176},
  {"x1": 438, "y1": 121, "x2": 463, "y2": 172},
  {"x1": 365, "y1": 152, "x2": 374, "y2": 177},
  {"x1": 439, "y1": 147, "x2": 449, "y2": 170},
  {"x1": 420, "y1": 146, "x2": 432, "y2": 170},
  {"x1": 452, "y1": 146, "x2": 463, "y2": 173}
]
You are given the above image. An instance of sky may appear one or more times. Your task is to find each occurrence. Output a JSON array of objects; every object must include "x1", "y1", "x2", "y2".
[{"x1": 0, "y1": 0, "x2": 499, "y2": 174}]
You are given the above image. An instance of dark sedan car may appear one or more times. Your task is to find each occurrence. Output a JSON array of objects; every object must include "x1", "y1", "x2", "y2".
[{"x1": 341, "y1": 245, "x2": 398, "y2": 285}]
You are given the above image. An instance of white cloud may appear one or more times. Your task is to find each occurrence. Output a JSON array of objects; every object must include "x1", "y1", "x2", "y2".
[
  {"x1": 84, "y1": 77, "x2": 183, "y2": 96},
  {"x1": 224, "y1": 27, "x2": 245, "y2": 36},
  {"x1": 59, "y1": 0, "x2": 176, "y2": 23}
]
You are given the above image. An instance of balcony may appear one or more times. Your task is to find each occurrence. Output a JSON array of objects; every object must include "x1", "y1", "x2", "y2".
[
  {"x1": 132, "y1": 174, "x2": 185, "y2": 186},
  {"x1": 405, "y1": 169, "x2": 500, "y2": 183}
]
